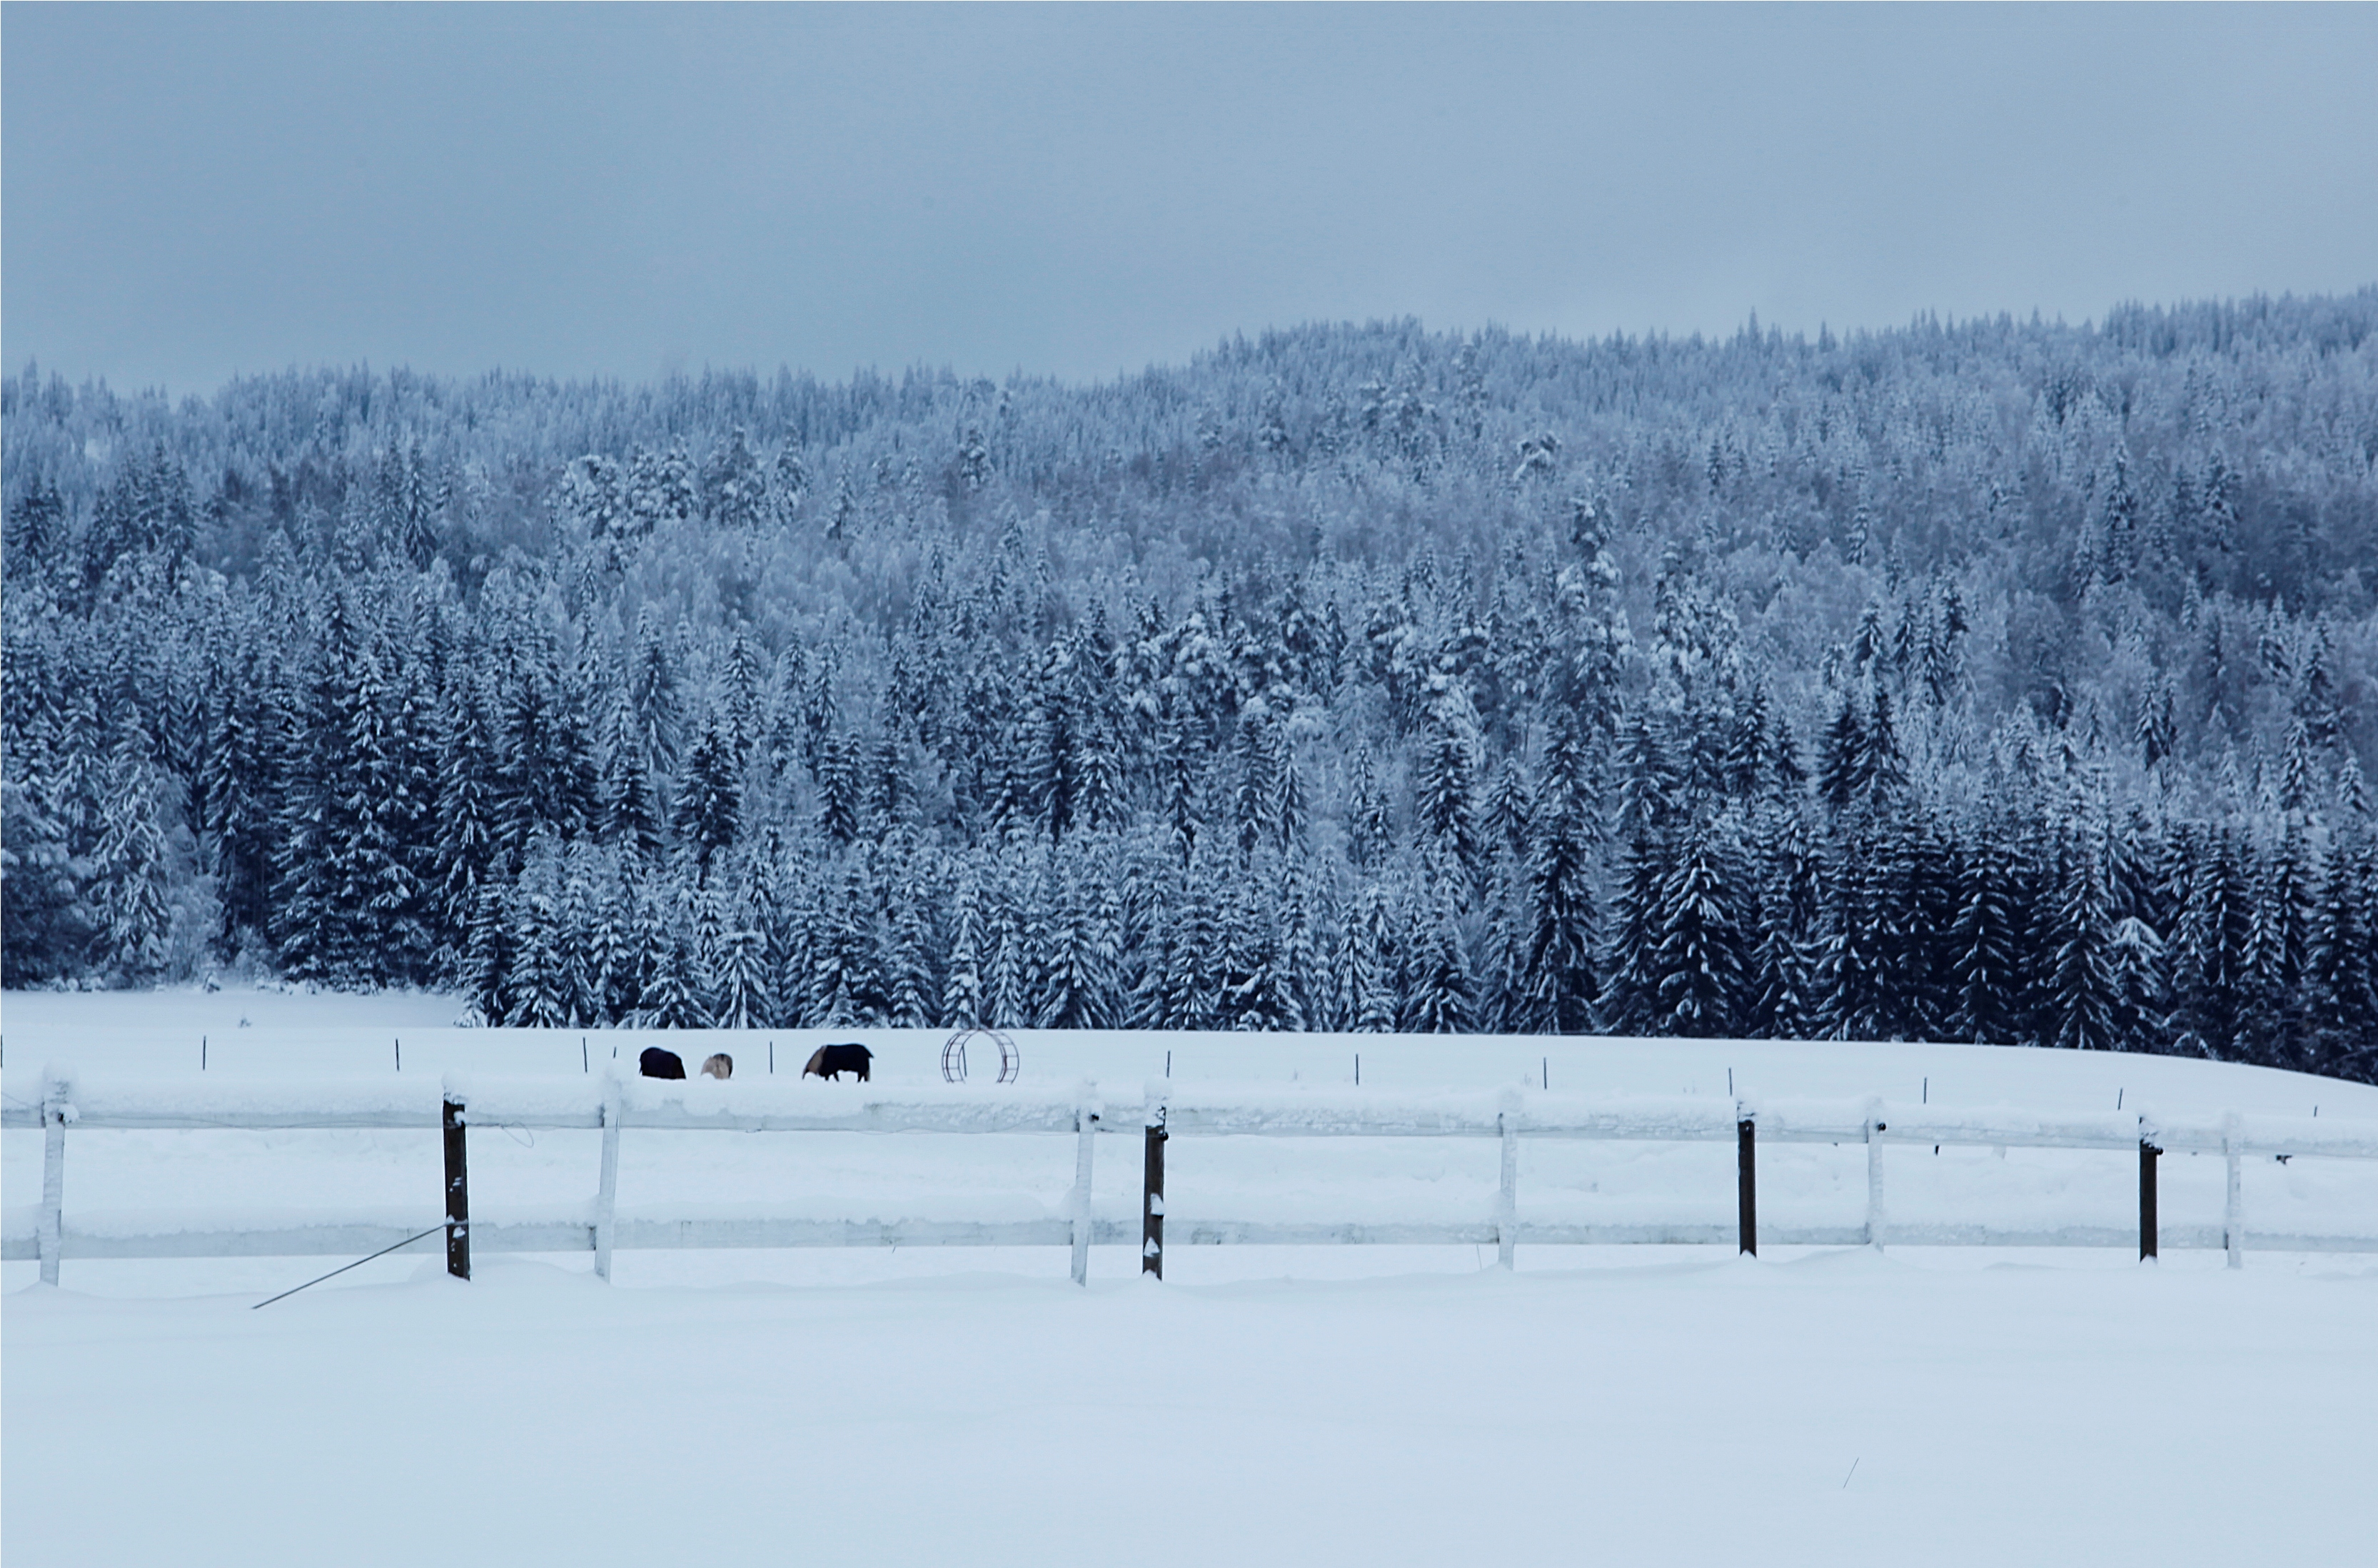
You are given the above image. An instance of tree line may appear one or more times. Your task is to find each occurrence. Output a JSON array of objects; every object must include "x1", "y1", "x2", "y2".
[{"x1": 3, "y1": 293, "x2": 2373, "y2": 1078}]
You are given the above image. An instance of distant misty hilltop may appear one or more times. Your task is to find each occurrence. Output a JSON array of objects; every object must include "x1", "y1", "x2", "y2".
[{"x1": 4, "y1": 294, "x2": 2373, "y2": 1080}]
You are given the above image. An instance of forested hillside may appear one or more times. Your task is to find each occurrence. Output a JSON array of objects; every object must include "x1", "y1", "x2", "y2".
[{"x1": 4, "y1": 294, "x2": 2374, "y2": 1078}]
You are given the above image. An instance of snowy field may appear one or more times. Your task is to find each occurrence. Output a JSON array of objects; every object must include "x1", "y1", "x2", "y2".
[{"x1": 7, "y1": 986, "x2": 2378, "y2": 1566}]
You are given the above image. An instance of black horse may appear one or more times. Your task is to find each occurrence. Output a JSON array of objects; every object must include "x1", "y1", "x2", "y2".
[{"x1": 802, "y1": 1043, "x2": 872, "y2": 1082}]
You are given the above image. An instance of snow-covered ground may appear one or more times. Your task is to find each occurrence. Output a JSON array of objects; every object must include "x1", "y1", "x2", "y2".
[{"x1": 6, "y1": 987, "x2": 2377, "y2": 1566}]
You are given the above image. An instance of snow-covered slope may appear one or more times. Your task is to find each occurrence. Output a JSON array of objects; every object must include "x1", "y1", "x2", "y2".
[
  {"x1": 8, "y1": 984, "x2": 2377, "y2": 1278},
  {"x1": 6, "y1": 988, "x2": 2376, "y2": 1567}
]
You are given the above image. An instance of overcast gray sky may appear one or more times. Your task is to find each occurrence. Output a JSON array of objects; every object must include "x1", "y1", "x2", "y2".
[{"x1": 6, "y1": 4, "x2": 2375, "y2": 396}]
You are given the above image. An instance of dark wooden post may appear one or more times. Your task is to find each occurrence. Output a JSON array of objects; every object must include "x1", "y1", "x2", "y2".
[
  {"x1": 443, "y1": 1098, "x2": 470, "y2": 1280},
  {"x1": 2139, "y1": 1138, "x2": 2160, "y2": 1262},
  {"x1": 1737, "y1": 1116, "x2": 1758, "y2": 1257},
  {"x1": 1142, "y1": 1111, "x2": 1167, "y2": 1279}
]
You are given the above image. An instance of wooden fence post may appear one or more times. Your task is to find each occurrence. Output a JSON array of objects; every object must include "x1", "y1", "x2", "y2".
[
  {"x1": 39, "y1": 1078, "x2": 67, "y2": 1286},
  {"x1": 1737, "y1": 1112, "x2": 1758, "y2": 1257},
  {"x1": 1496, "y1": 1108, "x2": 1519, "y2": 1269},
  {"x1": 595, "y1": 1079, "x2": 622, "y2": 1282},
  {"x1": 444, "y1": 1097, "x2": 470, "y2": 1280},
  {"x1": 2138, "y1": 1134, "x2": 2160, "y2": 1263},
  {"x1": 1070, "y1": 1095, "x2": 1097, "y2": 1288},
  {"x1": 2222, "y1": 1111, "x2": 2243, "y2": 1270},
  {"x1": 1865, "y1": 1101, "x2": 1887, "y2": 1250},
  {"x1": 1142, "y1": 1108, "x2": 1167, "y2": 1280}
]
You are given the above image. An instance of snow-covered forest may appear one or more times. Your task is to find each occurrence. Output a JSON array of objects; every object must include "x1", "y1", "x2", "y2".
[{"x1": 3, "y1": 295, "x2": 2374, "y2": 1078}]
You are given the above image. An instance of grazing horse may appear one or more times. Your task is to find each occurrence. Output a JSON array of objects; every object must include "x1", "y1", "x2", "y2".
[{"x1": 803, "y1": 1043, "x2": 872, "y2": 1082}]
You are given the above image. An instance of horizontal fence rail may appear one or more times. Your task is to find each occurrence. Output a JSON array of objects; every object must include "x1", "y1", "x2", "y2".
[{"x1": 9, "y1": 1070, "x2": 2378, "y2": 1283}]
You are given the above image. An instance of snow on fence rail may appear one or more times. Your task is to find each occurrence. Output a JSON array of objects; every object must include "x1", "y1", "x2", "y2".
[{"x1": 9, "y1": 1068, "x2": 2378, "y2": 1286}]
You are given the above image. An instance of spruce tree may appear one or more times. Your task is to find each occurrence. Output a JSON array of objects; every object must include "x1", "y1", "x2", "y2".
[
  {"x1": 2304, "y1": 835, "x2": 2377, "y2": 1078},
  {"x1": 2047, "y1": 831, "x2": 2119, "y2": 1052},
  {"x1": 1597, "y1": 828, "x2": 1668, "y2": 1037},
  {"x1": 88, "y1": 735, "x2": 176, "y2": 983},
  {"x1": 712, "y1": 920, "x2": 770, "y2": 1030},
  {"x1": 1652, "y1": 812, "x2": 1747, "y2": 1038},
  {"x1": 1400, "y1": 890, "x2": 1474, "y2": 1034},
  {"x1": 1352, "y1": 884, "x2": 1400, "y2": 1033},
  {"x1": 1415, "y1": 673, "x2": 1482, "y2": 894},
  {"x1": 1949, "y1": 830, "x2": 2023, "y2": 1044},
  {"x1": 942, "y1": 868, "x2": 986, "y2": 1027},
  {"x1": 1745, "y1": 805, "x2": 1820, "y2": 1039},
  {"x1": 1521, "y1": 732, "x2": 1599, "y2": 1033}
]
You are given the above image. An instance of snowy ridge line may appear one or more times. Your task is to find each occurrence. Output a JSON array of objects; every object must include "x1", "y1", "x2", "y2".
[{"x1": 10, "y1": 1071, "x2": 2378, "y2": 1160}]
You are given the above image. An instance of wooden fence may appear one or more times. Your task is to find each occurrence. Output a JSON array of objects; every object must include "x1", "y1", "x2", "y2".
[{"x1": 9, "y1": 1072, "x2": 2378, "y2": 1286}]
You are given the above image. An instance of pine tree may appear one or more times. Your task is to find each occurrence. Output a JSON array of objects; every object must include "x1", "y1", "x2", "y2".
[
  {"x1": 1415, "y1": 673, "x2": 1481, "y2": 894},
  {"x1": 2304, "y1": 835, "x2": 2377, "y2": 1078},
  {"x1": 198, "y1": 669, "x2": 271, "y2": 945},
  {"x1": 814, "y1": 730, "x2": 863, "y2": 847},
  {"x1": 585, "y1": 871, "x2": 637, "y2": 1024},
  {"x1": 1814, "y1": 827, "x2": 1893, "y2": 1041},
  {"x1": 1036, "y1": 860, "x2": 1097, "y2": 1028},
  {"x1": 704, "y1": 426, "x2": 767, "y2": 533},
  {"x1": 1652, "y1": 812, "x2": 1746, "y2": 1038},
  {"x1": 432, "y1": 685, "x2": 500, "y2": 963},
  {"x1": 1745, "y1": 805, "x2": 1821, "y2": 1038},
  {"x1": 2168, "y1": 828, "x2": 2254, "y2": 1059},
  {"x1": 1024, "y1": 637, "x2": 1090, "y2": 844},
  {"x1": 1231, "y1": 704, "x2": 1279, "y2": 860},
  {"x1": 626, "y1": 607, "x2": 682, "y2": 775},
  {"x1": 1269, "y1": 720, "x2": 1305, "y2": 853},
  {"x1": 602, "y1": 699, "x2": 665, "y2": 862},
  {"x1": 1400, "y1": 889, "x2": 1474, "y2": 1034},
  {"x1": 87, "y1": 734, "x2": 176, "y2": 983},
  {"x1": 1270, "y1": 866, "x2": 1316, "y2": 1033},
  {"x1": 1345, "y1": 747, "x2": 1391, "y2": 871},
  {"x1": 505, "y1": 879, "x2": 570, "y2": 1029},
  {"x1": 1818, "y1": 692, "x2": 1868, "y2": 814},
  {"x1": 1612, "y1": 712, "x2": 1680, "y2": 845},
  {"x1": 1352, "y1": 884, "x2": 1400, "y2": 1033},
  {"x1": 1485, "y1": 755, "x2": 1534, "y2": 861},
  {"x1": 942, "y1": 868, "x2": 986, "y2": 1027},
  {"x1": 460, "y1": 880, "x2": 511, "y2": 1024},
  {"x1": 2047, "y1": 830, "x2": 2119, "y2": 1052},
  {"x1": 2107, "y1": 913, "x2": 2167, "y2": 1054},
  {"x1": 1597, "y1": 829, "x2": 1668, "y2": 1036},
  {"x1": 638, "y1": 931, "x2": 710, "y2": 1029},
  {"x1": 2242, "y1": 821, "x2": 2315, "y2": 1067},
  {"x1": 0, "y1": 775, "x2": 93, "y2": 987},
  {"x1": 1521, "y1": 731, "x2": 1598, "y2": 1033},
  {"x1": 712, "y1": 919, "x2": 770, "y2": 1030},
  {"x1": 675, "y1": 714, "x2": 743, "y2": 869},
  {"x1": 984, "y1": 879, "x2": 1030, "y2": 1029},
  {"x1": 1885, "y1": 810, "x2": 1958, "y2": 1041},
  {"x1": 1949, "y1": 829, "x2": 2024, "y2": 1044}
]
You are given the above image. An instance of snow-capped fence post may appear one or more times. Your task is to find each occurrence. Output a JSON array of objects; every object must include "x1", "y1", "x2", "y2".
[
  {"x1": 1142, "y1": 1101, "x2": 1167, "y2": 1280},
  {"x1": 1496, "y1": 1096, "x2": 1520, "y2": 1270},
  {"x1": 1865, "y1": 1101, "x2": 1887, "y2": 1250},
  {"x1": 39, "y1": 1074, "x2": 68, "y2": 1286},
  {"x1": 2137, "y1": 1131, "x2": 2160, "y2": 1263},
  {"x1": 595, "y1": 1078, "x2": 623, "y2": 1282},
  {"x1": 2222, "y1": 1112, "x2": 2244, "y2": 1270},
  {"x1": 1736, "y1": 1109, "x2": 1758, "y2": 1257},
  {"x1": 443, "y1": 1096, "x2": 470, "y2": 1280},
  {"x1": 1070, "y1": 1088, "x2": 1098, "y2": 1287}
]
